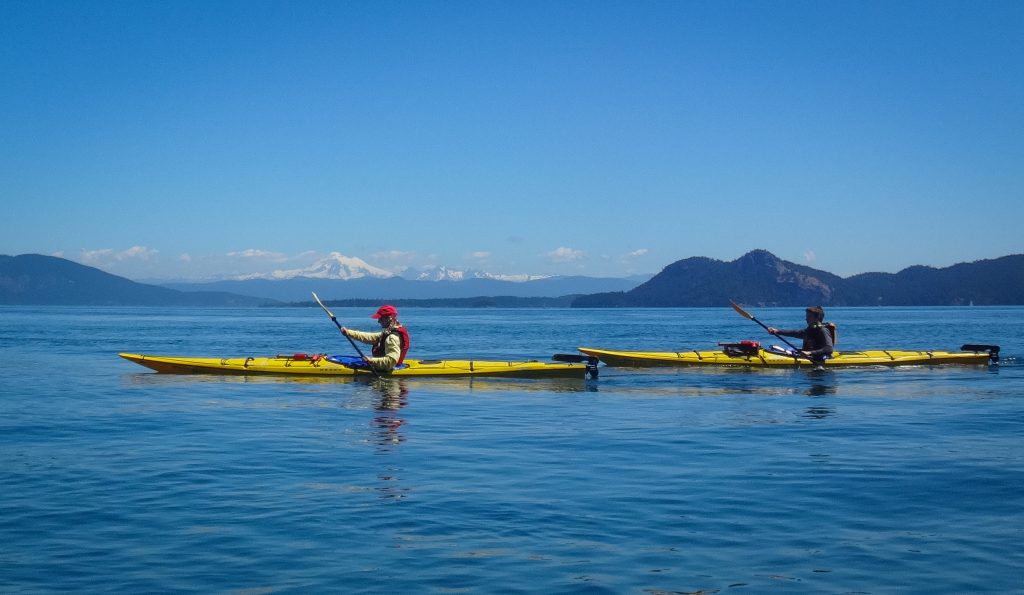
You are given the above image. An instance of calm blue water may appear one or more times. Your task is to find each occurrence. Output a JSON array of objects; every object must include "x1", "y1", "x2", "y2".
[{"x1": 1, "y1": 306, "x2": 1022, "y2": 593}]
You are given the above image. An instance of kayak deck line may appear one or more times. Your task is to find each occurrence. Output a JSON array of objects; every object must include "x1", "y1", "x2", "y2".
[
  {"x1": 119, "y1": 352, "x2": 599, "y2": 379},
  {"x1": 577, "y1": 344, "x2": 1000, "y2": 368}
]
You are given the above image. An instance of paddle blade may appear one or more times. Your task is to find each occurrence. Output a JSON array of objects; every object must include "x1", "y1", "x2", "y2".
[
  {"x1": 730, "y1": 300, "x2": 754, "y2": 320},
  {"x1": 312, "y1": 292, "x2": 334, "y2": 318}
]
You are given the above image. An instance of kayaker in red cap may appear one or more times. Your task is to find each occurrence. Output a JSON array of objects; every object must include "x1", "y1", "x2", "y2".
[{"x1": 340, "y1": 305, "x2": 410, "y2": 372}]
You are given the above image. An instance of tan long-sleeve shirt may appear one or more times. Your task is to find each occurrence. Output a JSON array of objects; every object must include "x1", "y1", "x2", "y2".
[{"x1": 344, "y1": 327, "x2": 403, "y2": 371}]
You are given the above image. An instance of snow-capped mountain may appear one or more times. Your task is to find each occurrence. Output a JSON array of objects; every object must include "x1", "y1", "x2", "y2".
[
  {"x1": 486, "y1": 273, "x2": 552, "y2": 282},
  {"x1": 234, "y1": 252, "x2": 394, "y2": 281},
  {"x1": 408, "y1": 266, "x2": 551, "y2": 283},
  {"x1": 412, "y1": 266, "x2": 468, "y2": 281},
  {"x1": 229, "y1": 252, "x2": 557, "y2": 284}
]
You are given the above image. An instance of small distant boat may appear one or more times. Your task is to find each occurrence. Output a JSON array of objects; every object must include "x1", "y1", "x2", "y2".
[
  {"x1": 576, "y1": 343, "x2": 1000, "y2": 368},
  {"x1": 120, "y1": 352, "x2": 599, "y2": 379}
]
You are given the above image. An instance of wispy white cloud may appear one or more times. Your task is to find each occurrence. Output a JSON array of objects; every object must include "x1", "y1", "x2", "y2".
[
  {"x1": 226, "y1": 249, "x2": 288, "y2": 261},
  {"x1": 122, "y1": 246, "x2": 156, "y2": 259},
  {"x1": 625, "y1": 248, "x2": 649, "y2": 259},
  {"x1": 546, "y1": 246, "x2": 585, "y2": 263},
  {"x1": 470, "y1": 251, "x2": 491, "y2": 260},
  {"x1": 804, "y1": 250, "x2": 817, "y2": 264},
  {"x1": 80, "y1": 246, "x2": 158, "y2": 264},
  {"x1": 80, "y1": 249, "x2": 115, "y2": 262}
]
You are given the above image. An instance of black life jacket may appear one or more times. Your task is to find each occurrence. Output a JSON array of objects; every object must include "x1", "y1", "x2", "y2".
[
  {"x1": 372, "y1": 325, "x2": 410, "y2": 365},
  {"x1": 825, "y1": 322, "x2": 837, "y2": 345},
  {"x1": 806, "y1": 322, "x2": 837, "y2": 350}
]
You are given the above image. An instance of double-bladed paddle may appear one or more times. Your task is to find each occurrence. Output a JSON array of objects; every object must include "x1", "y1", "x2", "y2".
[
  {"x1": 312, "y1": 292, "x2": 379, "y2": 377},
  {"x1": 729, "y1": 300, "x2": 803, "y2": 354}
]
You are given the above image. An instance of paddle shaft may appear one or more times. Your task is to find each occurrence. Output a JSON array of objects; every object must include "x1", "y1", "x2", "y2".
[
  {"x1": 312, "y1": 292, "x2": 379, "y2": 377},
  {"x1": 751, "y1": 315, "x2": 803, "y2": 352},
  {"x1": 730, "y1": 301, "x2": 803, "y2": 353}
]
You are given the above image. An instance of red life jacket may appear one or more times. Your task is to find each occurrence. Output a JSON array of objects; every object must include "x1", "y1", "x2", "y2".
[{"x1": 372, "y1": 325, "x2": 410, "y2": 365}]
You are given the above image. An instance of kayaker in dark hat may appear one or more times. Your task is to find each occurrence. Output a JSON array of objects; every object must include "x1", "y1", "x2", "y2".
[
  {"x1": 767, "y1": 306, "x2": 835, "y2": 362},
  {"x1": 340, "y1": 305, "x2": 410, "y2": 372}
]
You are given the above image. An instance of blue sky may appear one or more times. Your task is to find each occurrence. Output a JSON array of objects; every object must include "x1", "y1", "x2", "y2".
[{"x1": 2, "y1": 0, "x2": 1022, "y2": 281}]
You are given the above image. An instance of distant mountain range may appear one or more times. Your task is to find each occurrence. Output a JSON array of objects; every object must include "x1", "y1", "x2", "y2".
[
  {"x1": 148, "y1": 251, "x2": 644, "y2": 300},
  {"x1": 160, "y1": 274, "x2": 647, "y2": 302},
  {"x1": 4, "y1": 251, "x2": 1022, "y2": 307},
  {"x1": 0, "y1": 254, "x2": 645, "y2": 305},
  {"x1": 0, "y1": 254, "x2": 274, "y2": 306},
  {"x1": 572, "y1": 249, "x2": 1024, "y2": 307}
]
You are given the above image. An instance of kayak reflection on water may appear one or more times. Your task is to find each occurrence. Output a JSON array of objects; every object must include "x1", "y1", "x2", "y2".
[
  {"x1": 373, "y1": 377, "x2": 409, "y2": 412},
  {"x1": 369, "y1": 377, "x2": 408, "y2": 453},
  {"x1": 368, "y1": 377, "x2": 409, "y2": 501}
]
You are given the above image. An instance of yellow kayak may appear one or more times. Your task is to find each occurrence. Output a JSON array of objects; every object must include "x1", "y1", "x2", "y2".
[
  {"x1": 577, "y1": 344, "x2": 999, "y2": 368},
  {"x1": 119, "y1": 352, "x2": 599, "y2": 378}
]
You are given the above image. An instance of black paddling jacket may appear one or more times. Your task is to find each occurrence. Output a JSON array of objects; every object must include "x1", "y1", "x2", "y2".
[{"x1": 774, "y1": 323, "x2": 835, "y2": 359}]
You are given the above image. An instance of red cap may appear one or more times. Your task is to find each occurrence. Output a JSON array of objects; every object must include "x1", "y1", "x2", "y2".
[{"x1": 371, "y1": 304, "x2": 398, "y2": 319}]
